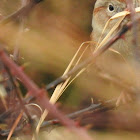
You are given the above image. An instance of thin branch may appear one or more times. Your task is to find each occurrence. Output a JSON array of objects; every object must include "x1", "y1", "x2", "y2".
[
  {"x1": 0, "y1": 99, "x2": 115, "y2": 136},
  {"x1": 126, "y1": 0, "x2": 138, "y2": 48},
  {"x1": 46, "y1": 18, "x2": 140, "y2": 90},
  {"x1": 0, "y1": 112, "x2": 27, "y2": 136},
  {"x1": 7, "y1": 111, "x2": 23, "y2": 140},
  {"x1": 41, "y1": 99, "x2": 116, "y2": 127},
  {"x1": 4, "y1": 66, "x2": 32, "y2": 121},
  {"x1": 0, "y1": 0, "x2": 43, "y2": 25},
  {"x1": 0, "y1": 49, "x2": 92, "y2": 140}
]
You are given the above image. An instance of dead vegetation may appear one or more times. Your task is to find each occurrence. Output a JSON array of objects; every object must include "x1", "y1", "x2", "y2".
[{"x1": 0, "y1": 0, "x2": 139, "y2": 140}]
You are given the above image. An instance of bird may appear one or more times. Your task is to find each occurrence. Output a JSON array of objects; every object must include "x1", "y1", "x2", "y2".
[{"x1": 91, "y1": 0, "x2": 140, "y2": 106}]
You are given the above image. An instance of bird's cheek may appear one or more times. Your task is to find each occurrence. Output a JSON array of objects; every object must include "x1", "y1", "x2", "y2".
[{"x1": 94, "y1": 11, "x2": 110, "y2": 27}]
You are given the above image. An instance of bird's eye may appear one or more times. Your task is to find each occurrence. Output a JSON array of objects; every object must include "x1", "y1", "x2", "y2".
[{"x1": 108, "y1": 4, "x2": 114, "y2": 12}]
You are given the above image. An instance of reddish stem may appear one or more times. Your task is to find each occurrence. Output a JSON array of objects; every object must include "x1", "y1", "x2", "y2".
[{"x1": 0, "y1": 50, "x2": 92, "y2": 140}]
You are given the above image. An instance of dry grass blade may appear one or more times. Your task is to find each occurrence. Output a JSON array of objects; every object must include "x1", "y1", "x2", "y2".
[
  {"x1": 0, "y1": 75, "x2": 8, "y2": 110},
  {"x1": 50, "y1": 41, "x2": 91, "y2": 104},
  {"x1": 35, "y1": 42, "x2": 90, "y2": 135},
  {"x1": 7, "y1": 111, "x2": 23, "y2": 140},
  {"x1": 95, "y1": 7, "x2": 140, "y2": 52},
  {"x1": 111, "y1": 7, "x2": 140, "y2": 19},
  {"x1": 62, "y1": 68, "x2": 86, "y2": 94},
  {"x1": 109, "y1": 48, "x2": 128, "y2": 63},
  {"x1": 93, "y1": 7, "x2": 140, "y2": 75},
  {"x1": 35, "y1": 6, "x2": 140, "y2": 137},
  {"x1": 26, "y1": 103, "x2": 43, "y2": 114},
  {"x1": 62, "y1": 45, "x2": 90, "y2": 93},
  {"x1": 50, "y1": 44, "x2": 90, "y2": 104},
  {"x1": 35, "y1": 109, "x2": 47, "y2": 134},
  {"x1": 95, "y1": 15, "x2": 126, "y2": 51}
]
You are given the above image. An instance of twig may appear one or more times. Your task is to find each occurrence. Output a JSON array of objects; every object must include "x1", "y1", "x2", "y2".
[
  {"x1": 41, "y1": 99, "x2": 116, "y2": 127},
  {"x1": 126, "y1": 0, "x2": 138, "y2": 48},
  {"x1": 4, "y1": 66, "x2": 32, "y2": 122},
  {"x1": 0, "y1": 0, "x2": 43, "y2": 25},
  {"x1": 46, "y1": 18, "x2": 140, "y2": 90},
  {"x1": 7, "y1": 111, "x2": 23, "y2": 140},
  {"x1": 0, "y1": 49, "x2": 92, "y2": 140},
  {"x1": 80, "y1": 109, "x2": 140, "y2": 132},
  {"x1": 0, "y1": 112, "x2": 27, "y2": 136}
]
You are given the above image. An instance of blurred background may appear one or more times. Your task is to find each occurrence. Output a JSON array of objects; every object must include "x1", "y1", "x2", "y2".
[
  {"x1": 0, "y1": 0, "x2": 135, "y2": 110},
  {"x1": 0, "y1": 0, "x2": 97, "y2": 109},
  {"x1": 0, "y1": 1, "x2": 140, "y2": 140}
]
